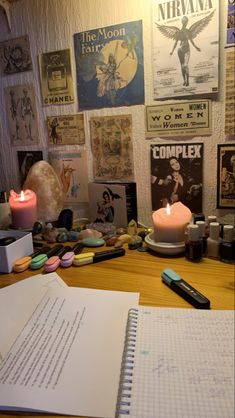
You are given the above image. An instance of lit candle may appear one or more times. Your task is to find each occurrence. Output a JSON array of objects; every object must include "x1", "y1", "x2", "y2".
[
  {"x1": 152, "y1": 202, "x2": 192, "y2": 243},
  {"x1": 9, "y1": 189, "x2": 37, "y2": 230}
]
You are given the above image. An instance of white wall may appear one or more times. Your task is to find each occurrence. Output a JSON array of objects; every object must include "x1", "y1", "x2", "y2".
[{"x1": 0, "y1": 0, "x2": 233, "y2": 227}]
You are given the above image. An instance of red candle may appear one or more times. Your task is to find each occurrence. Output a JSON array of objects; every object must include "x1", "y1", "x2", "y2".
[
  {"x1": 152, "y1": 202, "x2": 192, "y2": 243},
  {"x1": 9, "y1": 189, "x2": 37, "y2": 230}
]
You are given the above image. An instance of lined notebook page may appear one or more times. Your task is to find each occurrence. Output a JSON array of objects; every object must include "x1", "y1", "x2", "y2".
[{"x1": 118, "y1": 308, "x2": 234, "y2": 418}]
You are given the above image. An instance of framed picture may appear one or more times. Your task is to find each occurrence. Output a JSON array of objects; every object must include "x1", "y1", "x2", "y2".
[{"x1": 217, "y1": 144, "x2": 235, "y2": 209}]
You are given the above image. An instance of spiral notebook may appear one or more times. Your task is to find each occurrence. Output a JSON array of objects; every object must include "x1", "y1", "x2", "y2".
[{"x1": 116, "y1": 307, "x2": 234, "y2": 418}]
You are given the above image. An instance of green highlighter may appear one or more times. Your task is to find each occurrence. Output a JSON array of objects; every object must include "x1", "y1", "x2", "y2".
[{"x1": 30, "y1": 244, "x2": 64, "y2": 270}]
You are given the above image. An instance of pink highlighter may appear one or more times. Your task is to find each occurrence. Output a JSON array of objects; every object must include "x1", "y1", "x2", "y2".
[
  {"x1": 60, "y1": 242, "x2": 84, "y2": 268},
  {"x1": 44, "y1": 246, "x2": 71, "y2": 273}
]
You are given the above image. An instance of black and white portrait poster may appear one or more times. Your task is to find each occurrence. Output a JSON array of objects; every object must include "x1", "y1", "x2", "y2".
[
  {"x1": 151, "y1": 143, "x2": 203, "y2": 213},
  {"x1": 0, "y1": 35, "x2": 32, "y2": 75},
  {"x1": 217, "y1": 144, "x2": 235, "y2": 209},
  {"x1": 152, "y1": 0, "x2": 219, "y2": 99},
  {"x1": 4, "y1": 84, "x2": 39, "y2": 145},
  {"x1": 17, "y1": 150, "x2": 43, "y2": 187}
]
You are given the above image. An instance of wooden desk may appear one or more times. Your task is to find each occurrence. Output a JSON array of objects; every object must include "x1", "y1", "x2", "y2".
[{"x1": 0, "y1": 246, "x2": 234, "y2": 418}]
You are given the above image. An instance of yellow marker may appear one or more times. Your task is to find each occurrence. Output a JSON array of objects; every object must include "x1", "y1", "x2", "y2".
[
  {"x1": 13, "y1": 256, "x2": 32, "y2": 272},
  {"x1": 72, "y1": 252, "x2": 94, "y2": 266}
]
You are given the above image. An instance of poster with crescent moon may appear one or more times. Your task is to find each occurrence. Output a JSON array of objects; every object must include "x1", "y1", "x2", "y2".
[{"x1": 74, "y1": 20, "x2": 144, "y2": 110}]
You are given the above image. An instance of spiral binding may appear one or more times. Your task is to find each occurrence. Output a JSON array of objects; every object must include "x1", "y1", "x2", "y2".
[{"x1": 115, "y1": 308, "x2": 138, "y2": 417}]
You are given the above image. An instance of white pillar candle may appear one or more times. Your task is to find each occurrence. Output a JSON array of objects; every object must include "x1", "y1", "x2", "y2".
[
  {"x1": 152, "y1": 202, "x2": 192, "y2": 243},
  {"x1": 9, "y1": 189, "x2": 37, "y2": 230}
]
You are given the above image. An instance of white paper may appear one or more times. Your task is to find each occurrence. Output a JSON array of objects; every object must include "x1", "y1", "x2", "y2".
[
  {"x1": 0, "y1": 286, "x2": 139, "y2": 417},
  {"x1": 0, "y1": 272, "x2": 67, "y2": 361}
]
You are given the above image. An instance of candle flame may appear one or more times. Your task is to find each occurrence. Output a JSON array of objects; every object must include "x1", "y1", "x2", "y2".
[
  {"x1": 166, "y1": 203, "x2": 171, "y2": 215},
  {"x1": 20, "y1": 190, "x2": 25, "y2": 202}
]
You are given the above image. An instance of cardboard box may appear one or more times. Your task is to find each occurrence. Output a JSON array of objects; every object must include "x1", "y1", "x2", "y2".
[{"x1": 0, "y1": 230, "x2": 33, "y2": 273}]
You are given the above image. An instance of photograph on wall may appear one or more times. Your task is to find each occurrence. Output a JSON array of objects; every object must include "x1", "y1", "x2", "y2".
[
  {"x1": 49, "y1": 150, "x2": 88, "y2": 203},
  {"x1": 74, "y1": 20, "x2": 144, "y2": 110},
  {"x1": 152, "y1": 0, "x2": 219, "y2": 99},
  {"x1": 227, "y1": 1, "x2": 235, "y2": 45},
  {"x1": 90, "y1": 114, "x2": 134, "y2": 182},
  {"x1": 225, "y1": 49, "x2": 235, "y2": 137},
  {"x1": 217, "y1": 144, "x2": 235, "y2": 209},
  {"x1": 4, "y1": 84, "x2": 39, "y2": 145},
  {"x1": 88, "y1": 182, "x2": 127, "y2": 227},
  {"x1": 47, "y1": 114, "x2": 85, "y2": 145},
  {"x1": 151, "y1": 143, "x2": 203, "y2": 213},
  {"x1": 0, "y1": 35, "x2": 32, "y2": 75},
  {"x1": 146, "y1": 99, "x2": 211, "y2": 138},
  {"x1": 17, "y1": 150, "x2": 43, "y2": 187},
  {"x1": 38, "y1": 48, "x2": 74, "y2": 106}
]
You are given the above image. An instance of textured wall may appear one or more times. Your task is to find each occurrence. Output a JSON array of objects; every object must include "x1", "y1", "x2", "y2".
[{"x1": 0, "y1": 0, "x2": 233, "y2": 226}]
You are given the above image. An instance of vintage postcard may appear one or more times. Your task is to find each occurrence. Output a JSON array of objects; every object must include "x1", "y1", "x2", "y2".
[
  {"x1": 49, "y1": 150, "x2": 89, "y2": 203},
  {"x1": 0, "y1": 35, "x2": 32, "y2": 75},
  {"x1": 4, "y1": 84, "x2": 39, "y2": 145},
  {"x1": 17, "y1": 150, "x2": 43, "y2": 186},
  {"x1": 38, "y1": 48, "x2": 74, "y2": 106},
  {"x1": 152, "y1": 0, "x2": 219, "y2": 99},
  {"x1": 217, "y1": 144, "x2": 235, "y2": 209},
  {"x1": 90, "y1": 114, "x2": 134, "y2": 182},
  {"x1": 74, "y1": 20, "x2": 144, "y2": 110},
  {"x1": 225, "y1": 49, "x2": 235, "y2": 137},
  {"x1": 146, "y1": 100, "x2": 211, "y2": 138},
  {"x1": 151, "y1": 143, "x2": 203, "y2": 213},
  {"x1": 47, "y1": 114, "x2": 85, "y2": 145}
]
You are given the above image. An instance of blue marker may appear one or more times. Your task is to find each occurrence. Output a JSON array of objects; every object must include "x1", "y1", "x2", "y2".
[{"x1": 161, "y1": 268, "x2": 210, "y2": 309}]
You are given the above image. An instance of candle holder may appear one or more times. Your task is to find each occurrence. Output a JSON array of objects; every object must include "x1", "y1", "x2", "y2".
[
  {"x1": 145, "y1": 232, "x2": 185, "y2": 255},
  {"x1": 145, "y1": 202, "x2": 192, "y2": 256}
]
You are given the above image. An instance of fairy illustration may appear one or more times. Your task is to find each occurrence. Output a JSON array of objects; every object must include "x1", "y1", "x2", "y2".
[
  {"x1": 155, "y1": 11, "x2": 215, "y2": 86},
  {"x1": 96, "y1": 35, "x2": 139, "y2": 104}
]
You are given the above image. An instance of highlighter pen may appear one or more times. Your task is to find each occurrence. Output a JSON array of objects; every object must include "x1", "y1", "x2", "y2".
[
  {"x1": 161, "y1": 268, "x2": 210, "y2": 309},
  {"x1": 44, "y1": 246, "x2": 72, "y2": 273},
  {"x1": 73, "y1": 248, "x2": 126, "y2": 267},
  {"x1": 13, "y1": 246, "x2": 51, "y2": 272},
  {"x1": 60, "y1": 242, "x2": 84, "y2": 268},
  {"x1": 30, "y1": 244, "x2": 64, "y2": 270}
]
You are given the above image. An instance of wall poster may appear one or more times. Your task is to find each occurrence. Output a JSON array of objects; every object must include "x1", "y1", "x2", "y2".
[
  {"x1": 17, "y1": 150, "x2": 43, "y2": 187},
  {"x1": 151, "y1": 143, "x2": 203, "y2": 213},
  {"x1": 49, "y1": 151, "x2": 88, "y2": 203},
  {"x1": 146, "y1": 99, "x2": 211, "y2": 138},
  {"x1": 0, "y1": 35, "x2": 32, "y2": 75},
  {"x1": 38, "y1": 49, "x2": 74, "y2": 106},
  {"x1": 217, "y1": 144, "x2": 235, "y2": 209},
  {"x1": 4, "y1": 84, "x2": 39, "y2": 145},
  {"x1": 47, "y1": 114, "x2": 85, "y2": 145},
  {"x1": 74, "y1": 20, "x2": 144, "y2": 110},
  {"x1": 225, "y1": 49, "x2": 235, "y2": 137},
  {"x1": 90, "y1": 115, "x2": 134, "y2": 182},
  {"x1": 227, "y1": 0, "x2": 235, "y2": 46},
  {"x1": 152, "y1": 0, "x2": 219, "y2": 99}
]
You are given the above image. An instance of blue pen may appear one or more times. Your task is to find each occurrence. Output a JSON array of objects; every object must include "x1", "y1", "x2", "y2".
[{"x1": 161, "y1": 268, "x2": 210, "y2": 309}]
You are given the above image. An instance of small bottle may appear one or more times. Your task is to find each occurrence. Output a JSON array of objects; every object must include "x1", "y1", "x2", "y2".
[
  {"x1": 185, "y1": 224, "x2": 203, "y2": 262},
  {"x1": 196, "y1": 220, "x2": 207, "y2": 255},
  {"x1": 207, "y1": 222, "x2": 220, "y2": 259},
  {"x1": 193, "y1": 213, "x2": 205, "y2": 223},
  {"x1": 219, "y1": 225, "x2": 235, "y2": 264},
  {"x1": 205, "y1": 215, "x2": 217, "y2": 237}
]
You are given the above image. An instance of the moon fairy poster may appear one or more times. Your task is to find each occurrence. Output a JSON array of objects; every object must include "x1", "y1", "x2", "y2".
[{"x1": 74, "y1": 20, "x2": 144, "y2": 110}]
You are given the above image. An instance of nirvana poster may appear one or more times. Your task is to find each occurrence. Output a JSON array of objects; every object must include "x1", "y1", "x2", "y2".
[
  {"x1": 151, "y1": 143, "x2": 203, "y2": 213},
  {"x1": 152, "y1": 0, "x2": 219, "y2": 99},
  {"x1": 74, "y1": 20, "x2": 144, "y2": 110}
]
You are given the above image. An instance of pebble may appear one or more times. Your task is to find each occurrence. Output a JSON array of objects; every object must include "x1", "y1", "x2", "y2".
[{"x1": 82, "y1": 237, "x2": 105, "y2": 247}]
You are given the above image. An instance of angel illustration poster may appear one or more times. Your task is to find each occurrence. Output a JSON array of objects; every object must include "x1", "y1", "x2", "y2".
[
  {"x1": 74, "y1": 20, "x2": 144, "y2": 110},
  {"x1": 152, "y1": 0, "x2": 219, "y2": 99}
]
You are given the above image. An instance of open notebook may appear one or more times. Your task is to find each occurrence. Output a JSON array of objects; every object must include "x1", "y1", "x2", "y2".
[
  {"x1": 0, "y1": 276, "x2": 234, "y2": 418},
  {"x1": 116, "y1": 307, "x2": 234, "y2": 418}
]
